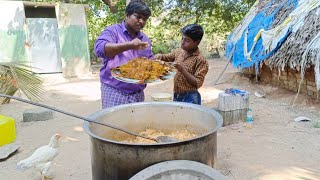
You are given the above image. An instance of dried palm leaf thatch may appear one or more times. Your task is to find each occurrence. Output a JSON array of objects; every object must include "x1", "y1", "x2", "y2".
[
  {"x1": 271, "y1": 1, "x2": 295, "y2": 28},
  {"x1": 257, "y1": 0, "x2": 295, "y2": 30},
  {"x1": 265, "y1": 7, "x2": 320, "y2": 71},
  {"x1": 259, "y1": 0, "x2": 283, "y2": 15},
  {"x1": 258, "y1": 0, "x2": 270, "y2": 11},
  {"x1": 0, "y1": 63, "x2": 43, "y2": 104}
]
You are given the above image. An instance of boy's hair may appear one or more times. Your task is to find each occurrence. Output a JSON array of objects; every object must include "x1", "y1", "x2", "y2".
[
  {"x1": 126, "y1": 0, "x2": 151, "y2": 17},
  {"x1": 181, "y1": 24, "x2": 204, "y2": 41}
]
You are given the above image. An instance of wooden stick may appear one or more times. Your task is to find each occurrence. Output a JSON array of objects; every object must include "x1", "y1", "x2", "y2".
[{"x1": 214, "y1": 47, "x2": 236, "y2": 85}]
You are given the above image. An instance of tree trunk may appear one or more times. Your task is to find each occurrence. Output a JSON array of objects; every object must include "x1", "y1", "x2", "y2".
[
  {"x1": 102, "y1": 0, "x2": 117, "y2": 13},
  {"x1": 102, "y1": 0, "x2": 130, "y2": 13}
]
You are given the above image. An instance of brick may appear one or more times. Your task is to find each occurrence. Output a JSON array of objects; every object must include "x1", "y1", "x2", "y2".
[
  {"x1": 288, "y1": 86, "x2": 294, "y2": 91},
  {"x1": 288, "y1": 68, "x2": 298, "y2": 74},
  {"x1": 273, "y1": 81, "x2": 281, "y2": 86},
  {"x1": 280, "y1": 83, "x2": 286, "y2": 89},
  {"x1": 288, "y1": 82, "x2": 297, "y2": 88},
  {"x1": 279, "y1": 71, "x2": 286, "y2": 76},
  {"x1": 304, "y1": 69, "x2": 311, "y2": 76},
  {"x1": 301, "y1": 84, "x2": 307, "y2": 89},
  {"x1": 311, "y1": 92, "x2": 318, "y2": 98},
  {"x1": 258, "y1": 64, "x2": 320, "y2": 100},
  {"x1": 272, "y1": 75, "x2": 279, "y2": 81},
  {"x1": 305, "y1": 73, "x2": 315, "y2": 81},
  {"x1": 291, "y1": 83, "x2": 305, "y2": 93},
  {"x1": 271, "y1": 81, "x2": 277, "y2": 86},
  {"x1": 288, "y1": 69, "x2": 297, "y2": 79},
  {"x1": 300, "y1": 86, "x2": 308, "y2": 93},
  {"x1": 291, "y1": 87, "x2": 298, "y2": 92},
  {"x1": 23, "y1": 108, "x2": 54, "y2": 122},
  {"x1": 288, "y1": 79, "x2": 297, "y2": 83},
  {"x1": 307, "y1": 81, "x2": 316, "y2": 87},
  {"x1": 289, "y1": 85, "x2": 298, "y2": 92},
  {"x1": 295, "y1": 73, "x2": 302, "y2": 79},
  {"x1": 280, "y1": 75, "x2": 288, "y2": 80},
  {"x1": 307, "y1": 90, "x2": 314, "y2": 96},
  {"x1": 307, "y1": 85, "x2": 317, "y2": 92},
  {"x1": 297, "y1": 79, "x2": 307, "y2": 85},
  {"x1": 309, "y1": 67, "x2": 315, "y2": 74},
  {"x1": 283, "y1": 81, "x2": 289, "y2": 89}
]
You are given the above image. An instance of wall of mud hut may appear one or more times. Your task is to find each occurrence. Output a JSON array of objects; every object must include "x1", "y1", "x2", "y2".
[{"x1": 245, "y1": 64, "x2": 319, "y2": 99}]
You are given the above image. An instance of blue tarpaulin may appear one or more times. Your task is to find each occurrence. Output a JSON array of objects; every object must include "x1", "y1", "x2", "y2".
[{"x1": 225, "y1": 0, "x2": 298, "y2": 69}]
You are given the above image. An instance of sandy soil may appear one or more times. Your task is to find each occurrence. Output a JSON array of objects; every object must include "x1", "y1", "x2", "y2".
[{"x1": 1, "y1": 59, "x2": 320, "y2": 180}]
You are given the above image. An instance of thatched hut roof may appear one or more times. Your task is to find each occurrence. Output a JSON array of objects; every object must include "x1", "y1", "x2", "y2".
[{"x1": 225, "y1": 0, "x2": 320, "y2": 89}]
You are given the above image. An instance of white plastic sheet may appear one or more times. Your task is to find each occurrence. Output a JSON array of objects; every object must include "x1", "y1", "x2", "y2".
[{"x1": 261, "y1": 0, "x2": 320, "y2": 53}]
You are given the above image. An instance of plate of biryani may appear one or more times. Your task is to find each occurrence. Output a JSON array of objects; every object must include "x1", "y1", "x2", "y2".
[{"x1": 111, "y1": 57, "x2": 176, "y2": 84}]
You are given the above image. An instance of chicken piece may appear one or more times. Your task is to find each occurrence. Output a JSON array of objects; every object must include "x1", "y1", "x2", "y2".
[
  {"x1": 118, "y1": 57, "x2": 171, "y2": 81},
  {"x1": 17, "y1": 134, "x2": 61, "y2": 180}
]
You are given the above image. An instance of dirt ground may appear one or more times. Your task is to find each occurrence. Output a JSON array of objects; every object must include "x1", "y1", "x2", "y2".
[{"x1": 1, "y1": 59, "x2": 320, "y2": 180}]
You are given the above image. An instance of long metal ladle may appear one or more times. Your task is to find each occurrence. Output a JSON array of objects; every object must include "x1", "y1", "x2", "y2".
[{"x1": 0, "y1": 94, "x2": 177, "y2": 143}]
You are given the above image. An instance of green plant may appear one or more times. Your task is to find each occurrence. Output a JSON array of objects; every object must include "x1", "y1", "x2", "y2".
[
  {"x1": 313, "y1": 122, "x2": 320, "y2": 128},
  {"x1": 0, "y1": 63, "x2": 43, "y2": 104},
  {"x1": 28, "y1": 0, "x2": 255, "y2": 61}
]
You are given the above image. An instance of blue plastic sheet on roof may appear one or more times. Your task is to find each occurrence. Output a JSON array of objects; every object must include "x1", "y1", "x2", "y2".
[{"x1": 225, "y1": 0, "x2": 298, "y2": 69}]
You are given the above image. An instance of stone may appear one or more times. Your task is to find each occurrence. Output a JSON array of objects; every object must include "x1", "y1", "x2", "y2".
[
  {"x1": 0, "y1": 143, "x2": 20, "y2": 160},
  {"x1": 23, "y1": 108, "x2": 54, "y2": 122}
]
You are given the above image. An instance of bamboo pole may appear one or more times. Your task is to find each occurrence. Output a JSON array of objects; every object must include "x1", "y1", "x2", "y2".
[{"x1": 214, "y1": 47, "x2": 236, "y2": 85}]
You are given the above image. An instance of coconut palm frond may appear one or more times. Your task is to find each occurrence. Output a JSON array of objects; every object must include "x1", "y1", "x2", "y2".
[{"x1": 0, "y1": 62, "x2": 43, "y2": 104}]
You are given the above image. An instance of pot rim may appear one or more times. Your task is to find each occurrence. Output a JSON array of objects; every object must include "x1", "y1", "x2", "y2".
[{"x1": 83, "y1": 102, "x2": 223, "y2": 146}]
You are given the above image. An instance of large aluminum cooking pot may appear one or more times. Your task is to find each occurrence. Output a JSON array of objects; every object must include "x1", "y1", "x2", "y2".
[{"x1": 83, "y1": 102, "x2": 223, "y2": 180}]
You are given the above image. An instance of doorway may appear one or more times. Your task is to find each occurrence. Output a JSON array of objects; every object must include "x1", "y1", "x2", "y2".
[{"x1": 24, "y1": 5, "x2": 62, "y2": 73}]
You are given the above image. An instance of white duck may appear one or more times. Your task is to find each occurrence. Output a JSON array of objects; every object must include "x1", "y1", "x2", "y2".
[{"x1": 17, "y1": 133, "x2": 61, "y2": 180}]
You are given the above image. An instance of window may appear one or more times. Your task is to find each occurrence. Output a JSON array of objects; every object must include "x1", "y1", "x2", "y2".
[{"x1": 24, "y1": 5, "x2": 56, "y2": 18}]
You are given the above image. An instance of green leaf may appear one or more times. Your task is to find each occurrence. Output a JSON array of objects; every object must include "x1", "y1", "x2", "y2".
[{"x1": 0, "y1": 63, "x2": 43, "y2": 104}]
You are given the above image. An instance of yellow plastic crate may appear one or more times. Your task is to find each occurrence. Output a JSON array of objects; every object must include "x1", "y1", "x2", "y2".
[{"x1": 0, "y1": 115, "x2": 16, "y2": 146}]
